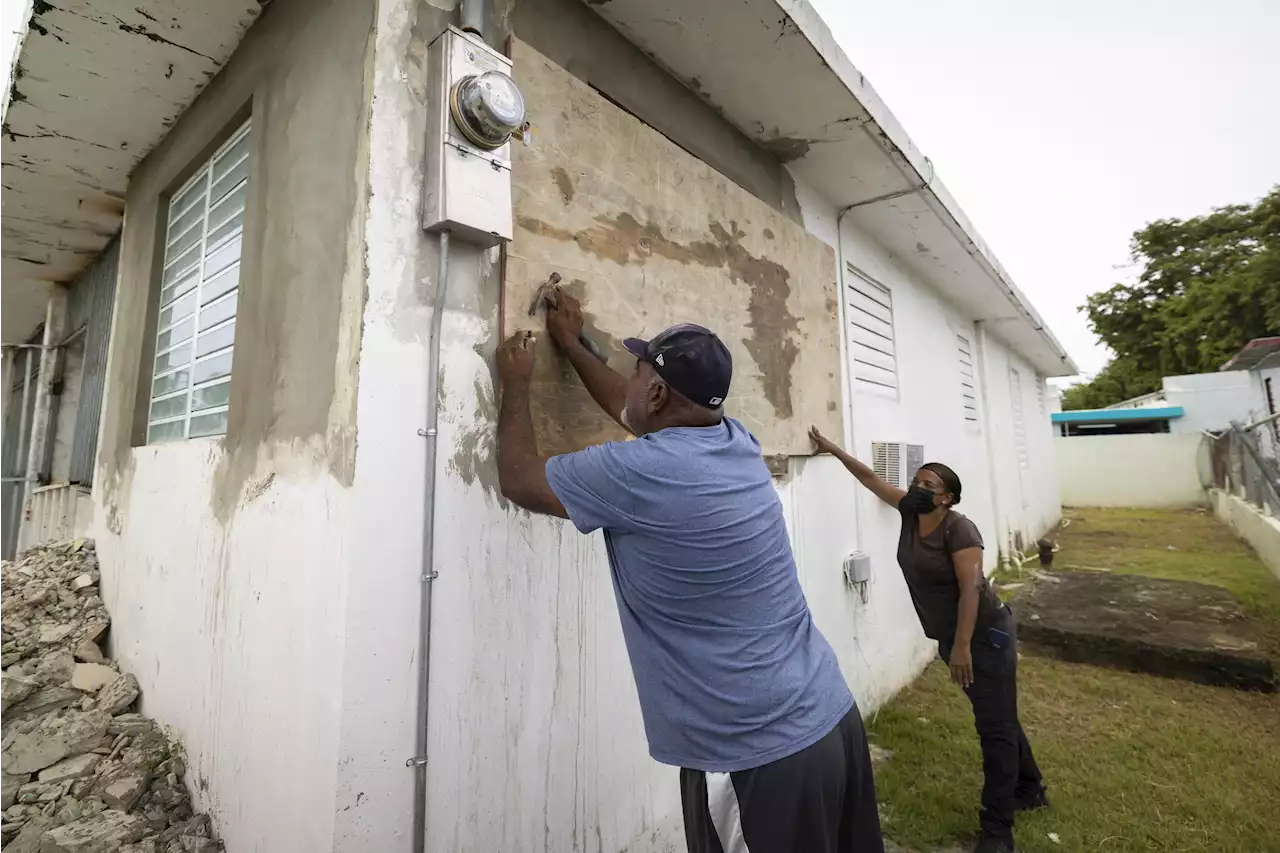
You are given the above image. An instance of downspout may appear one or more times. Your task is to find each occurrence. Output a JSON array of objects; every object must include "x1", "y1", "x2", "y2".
[
  {"x1": 974, "y1": 320, "x2": 1010, "y2": 570},
  {"x1": 409, "y1": 229, "x2": 450, "y2": 853}
]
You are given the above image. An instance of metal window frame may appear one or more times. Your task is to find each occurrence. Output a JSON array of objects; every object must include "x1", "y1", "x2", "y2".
[{"x1": 147, "y1": 120, "x2": 249, "y2": 444}]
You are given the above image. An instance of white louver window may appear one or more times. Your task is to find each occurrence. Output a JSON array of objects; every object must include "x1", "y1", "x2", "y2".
[
  {"x1": 957, "y1": 333, "x2": 978, "y2": 423},
  {"x1": 871, "y1": 441, "x2": 902, "y2": 487},
  {"x1": 148, "y1": 121, "x2": 251, "y2": 444},
  {"x1": 845, "y1": 265, "x2": 898, "y2": 397},
  {"x1": 1010, "y1": 368, "x2": 1030, "y2": 471}
]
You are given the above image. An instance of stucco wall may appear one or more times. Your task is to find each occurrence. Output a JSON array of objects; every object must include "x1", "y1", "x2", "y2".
[
  {"x1": 83, "y1": 1, "x2": 1071, "y2": 851},
  {"x1": 1163, "y1": 370, "x2": 1257, "y2": 434},
  {"x1": 1211, "y1": 488, "x2": 1280, "y2": 581},
  {"x1": 1057, "y1": 433, "x2": 1209, "y2": 508},
  {"x1": 90, "y1": 0, "x2": 374, "y2": 851},
  {"x1": 349, "y1": 6, "x2": 1069, "y2": 850}
]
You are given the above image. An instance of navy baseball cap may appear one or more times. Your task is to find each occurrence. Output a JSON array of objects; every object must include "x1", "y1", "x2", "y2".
[{"x1": 623, "y1": 324, "x2": 733, "y2": 410}]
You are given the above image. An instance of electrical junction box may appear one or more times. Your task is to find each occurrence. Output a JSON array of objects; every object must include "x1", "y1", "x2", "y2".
[
  {"x1": 843, "y1": 550, "x2": 871, "y2": 586},
  {"x1": 421, "y1": 26, "x2": 515, "y2": 247}
]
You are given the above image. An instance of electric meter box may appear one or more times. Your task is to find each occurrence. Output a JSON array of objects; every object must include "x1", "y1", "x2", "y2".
[{"x1": 421, "y1": 27, "x2": 516, "y2": 247}]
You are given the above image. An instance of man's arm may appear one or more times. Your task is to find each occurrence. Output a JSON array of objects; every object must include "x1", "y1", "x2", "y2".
[
  {"x1": 546, "y1": 292, "x2": 630, "y2": 431},
  {"x1": 496, "y1": 334, "x2": 568, "y2": 518}
]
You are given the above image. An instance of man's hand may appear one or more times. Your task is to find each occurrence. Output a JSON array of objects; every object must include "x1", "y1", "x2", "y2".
[
  {"x1": 546, "y1": 288, "x2": 585, "y2": 348},
  {"x1": 809, "y1": 425, "x2": 839, "y2": 455},
  {"x1": 497, "y1": 332, "x2": 536, "y2": 385},
  {"x1": 949, "y1": 645, "x2": 974, "y2": 689}
]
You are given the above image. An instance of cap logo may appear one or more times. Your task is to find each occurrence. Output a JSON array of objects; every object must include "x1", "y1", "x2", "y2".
[
  {"x1": 655, "y1": 353, "x2": 665, "y2": 366},
  {"x1": 709, "y1": 396, "x2": 723, "y2": 406}
]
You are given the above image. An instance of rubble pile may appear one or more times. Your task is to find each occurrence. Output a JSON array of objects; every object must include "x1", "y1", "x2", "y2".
[{"x1": 2, "y1": 542, "x2": 221, "y2": 853}]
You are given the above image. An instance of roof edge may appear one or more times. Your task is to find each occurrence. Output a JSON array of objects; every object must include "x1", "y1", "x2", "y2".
[{"x1": 777, "y1": 0, "x2": 1078, "y2": 376}]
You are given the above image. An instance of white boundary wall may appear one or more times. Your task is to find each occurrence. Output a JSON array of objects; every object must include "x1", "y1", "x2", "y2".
[
  {"x1": 1056, "y1": 433, "x2": 1208, "y2": 508},
  {"x1": 1211, "y1": 489, "x2": 1280, "y2": 581}
]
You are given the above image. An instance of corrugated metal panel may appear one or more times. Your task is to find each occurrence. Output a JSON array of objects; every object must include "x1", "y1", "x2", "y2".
[
  {"x1": 69, "y1": 239, "x2": 119, "y2": 486},
  {"x1": 2, "y1": 347, "x2": 42, "y2": 559}
]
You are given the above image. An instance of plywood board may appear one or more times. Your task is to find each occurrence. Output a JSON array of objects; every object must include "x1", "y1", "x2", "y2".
[{"x1": 504, "y1": 40, "x2": 842, "y2": 457}]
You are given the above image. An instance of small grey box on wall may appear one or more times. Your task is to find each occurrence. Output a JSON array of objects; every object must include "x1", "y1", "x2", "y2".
[
  {"x1": 421, "y1": 27, "x2": 517, "y2": 247},
  {"x1": 843, "y1": 550, "x2": 871, "y2": 586}
]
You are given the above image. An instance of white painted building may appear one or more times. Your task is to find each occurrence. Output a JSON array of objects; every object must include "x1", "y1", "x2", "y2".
[{"x1": 1, "y1": 1, "x2": 1075, "y2": 851}]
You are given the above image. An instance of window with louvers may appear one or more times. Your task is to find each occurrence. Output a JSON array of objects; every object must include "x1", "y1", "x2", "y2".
[
  {"x1": 845, "y1": 265, "x2": 898, "y2": 397},
  {"x1": 1010, "y1": 368, "x2": 1030, "y2": 471},
  {"x1": 871, "y1": 441, "x2": 901, "y2": 487},
  {"x1": 957, "y1": 333, "x2": 978, "y2": 423},
  {"x1": 147, "y1": 121, "x2": 251, "y2": 444}
]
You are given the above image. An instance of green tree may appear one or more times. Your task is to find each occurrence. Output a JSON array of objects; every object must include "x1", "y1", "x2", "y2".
[{"x1": 1063, "y1": 186, "x2": 1280, "y2": 410}]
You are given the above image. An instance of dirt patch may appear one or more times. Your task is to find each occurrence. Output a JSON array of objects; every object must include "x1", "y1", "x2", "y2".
[{"x1": 1012, "y1": 571, "x2": 1274, "y2": 691}]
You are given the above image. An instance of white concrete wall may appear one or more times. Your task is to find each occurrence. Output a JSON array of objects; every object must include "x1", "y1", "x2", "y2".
[
  {"x1": 980, "y1": 335, "x2": 1062, "y2": 552},
  {"x1": 1163, "y1": 370, "x2": 1256, "y2": 434},
  {"x1": 1211, "y1": 488, "x2": 1280, "y2": 581},
  {"x1": 82, "y1": 4, "x2": 1072, "y2": 853},
  {"x1": 1056, "y1": 433, "x2": 1208, "y2": 508},
  {"x1": 94, "y1": 446, "x2": 351, "y2": 853}
]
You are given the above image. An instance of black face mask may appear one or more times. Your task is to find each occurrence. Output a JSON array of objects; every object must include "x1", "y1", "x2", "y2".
[{"x1": 904, "y1": 484, "x2": 938, "y2": 514}]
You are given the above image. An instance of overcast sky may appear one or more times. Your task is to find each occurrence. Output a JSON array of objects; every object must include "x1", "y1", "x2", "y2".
[{"x1": 810, "y1": 0, "x2": 1280, "y2": 379}]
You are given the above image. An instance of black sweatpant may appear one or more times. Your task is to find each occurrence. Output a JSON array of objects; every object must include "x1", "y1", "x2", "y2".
[
  {"x1": 940, "y1": 607, "x2": 1043, "y2": 842},
  {"x1": 680, "y1": 707, "x2": 884, "y2": 853}
]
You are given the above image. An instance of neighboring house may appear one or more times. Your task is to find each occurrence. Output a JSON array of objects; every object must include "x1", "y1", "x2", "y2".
[
  {"x1": 1056, "y1": 341, "x2": 1280, "y2": 439},
  {"x1": 1222, "y1": 336, "x2": 1280, "y2": 440},
  {"x1": 0, "y1": 1, "x2": 1075, "y2": 851}
]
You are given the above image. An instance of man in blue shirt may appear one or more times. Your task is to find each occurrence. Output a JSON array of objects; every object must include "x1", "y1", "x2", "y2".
[{"x1": 495, "y1": 290, "x2": 884, "y2": 853}]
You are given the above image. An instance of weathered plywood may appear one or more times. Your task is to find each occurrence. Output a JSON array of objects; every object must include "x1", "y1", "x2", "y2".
[{"x1": 505, "y1": 40, "x2": 841, "y2": 457}]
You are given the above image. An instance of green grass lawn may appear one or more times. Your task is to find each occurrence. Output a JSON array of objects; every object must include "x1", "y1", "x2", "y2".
[{"x1": 869, "y1": 507, "x2": 1280, "y2": 853}]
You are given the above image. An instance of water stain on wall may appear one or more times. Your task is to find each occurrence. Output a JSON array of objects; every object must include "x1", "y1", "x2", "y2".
[
  {"x1": 514, "y1": 213, "x2": 800, "y2": 417},
  {"x1": 550, "y1": 167, "x2": 575, "y2": 205}
]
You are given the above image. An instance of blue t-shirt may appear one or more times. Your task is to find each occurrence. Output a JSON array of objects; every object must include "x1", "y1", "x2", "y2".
[{"x1": 545, "y1": 417, "x2": 853, "y2": 772}]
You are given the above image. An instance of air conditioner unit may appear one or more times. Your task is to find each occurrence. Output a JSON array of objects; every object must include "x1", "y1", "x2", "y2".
[{"x1": 871, "y1": 441, "x2": 924, "y2": 489}]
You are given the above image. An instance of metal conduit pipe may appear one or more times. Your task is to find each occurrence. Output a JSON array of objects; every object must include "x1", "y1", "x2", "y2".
[
  {"x1": 833, "y1": 204, "x2": 865, "y2": 544},
  {"x1": 409, "y1": 229, "x2": 450, "y2": 853},
  {"x1": 460, "y1": 0, "x2": 485, "y2": 39}
]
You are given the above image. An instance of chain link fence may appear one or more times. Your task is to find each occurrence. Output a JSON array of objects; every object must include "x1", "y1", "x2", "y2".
[{"x1": 1209, "y1": 413, "x2": 1280, "y2": 517}]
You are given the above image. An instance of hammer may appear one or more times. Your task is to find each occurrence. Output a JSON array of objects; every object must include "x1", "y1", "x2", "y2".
[{"x1": 527, "y1": 272, "x2": 609, "y2": 364}]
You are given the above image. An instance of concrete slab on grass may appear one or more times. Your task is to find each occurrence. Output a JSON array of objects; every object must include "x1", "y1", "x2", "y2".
[{"x1": 1013, "y1": 571, "x2": 1275, "y2": 692}]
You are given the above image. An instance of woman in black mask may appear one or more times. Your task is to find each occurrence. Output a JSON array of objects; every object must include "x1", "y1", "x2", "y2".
[{"x1": 810, "y1": 426, "x2": 1046, "y2": 853}]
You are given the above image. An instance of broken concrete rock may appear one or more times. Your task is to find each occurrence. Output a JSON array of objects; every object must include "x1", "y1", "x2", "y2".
[
  {"x1": 37, "y1": 754, "x2": 101, "y2": 785},
  {"x1": 2, "y1": 771, "x2": 31, "y2": 809},
  {"x1": 177, "y1": 836, "x2": 220, "y2": 853},
  {"x1": 97, "y1": 766, "x2": 151, "y2": 812},
  {"x1": 7, "y1": 687, "x2": 83, "y2": 723},
  {"x1": 33, "y1": 652, "x2": 77, "y2": 688},
  {"x1": 94, "y1": 675, "x2": 139, "y2": 716},
  {"x1": 40, "y1": 809, "x2": 149, "y2": 853},
  {"x1": 2, "y1": 710, "x2": 109, "y2": 775},
  {"x1": 70, "y1": 665, "x2": 117, "y2": 694},
  {"x1": 4, "y1": 815, "x2": 52, "y2": 853},
  {"x1": 2, "y1": 673, "x2": 40, "y2": 712},
  {"x1": 105, "y1": 716, "x2": 153, "y2": 739},
  {"x1": 1, "y1": 541, "x2": 224, "y2": 851},
  {"x1": 72, "y1": 641, "x2": 105, "y2": 666}
]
